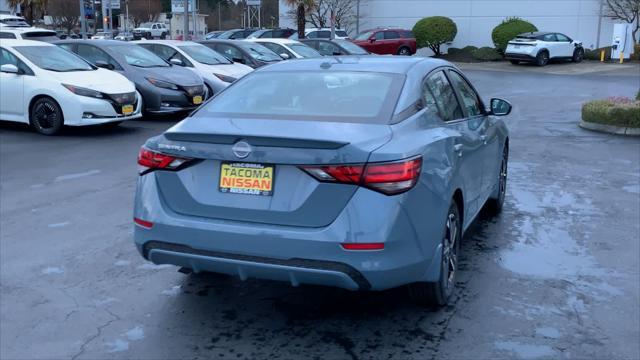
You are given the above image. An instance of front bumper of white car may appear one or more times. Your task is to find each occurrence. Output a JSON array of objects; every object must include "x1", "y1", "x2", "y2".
[{"x1": 63, "y1": 91, "x2": 143, "y2": 126}]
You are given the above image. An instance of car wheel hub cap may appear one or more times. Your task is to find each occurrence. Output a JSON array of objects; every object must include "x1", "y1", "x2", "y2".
[
  {"x1": 443, "y1": 212, "x2": 458, "y2": 291},
  {"x1": 34, "y1": 103, "x2": 57, "y2": 129}
]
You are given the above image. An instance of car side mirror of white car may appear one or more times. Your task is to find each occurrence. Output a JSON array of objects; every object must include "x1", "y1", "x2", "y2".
[
  {"x1": 490, "y1": 98, "x2": 512, "y2": 116},
  {"x1": 170, "y1": 58, "x2": 183, "y2": 66},
  {"x1": 280, "y1": 53, "x2": 290, "y2": 60},
  {"x1": 0, "y1": 64, "x2": 19, "y2": 74}
]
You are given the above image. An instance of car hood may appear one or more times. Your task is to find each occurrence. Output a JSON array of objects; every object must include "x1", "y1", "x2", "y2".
[
  {"x1": 47, "y1": 68, "x2": 135, "y2": 94},
  {"x1": 133, "y1": 27, "x2": 151, "y2": 31},
  {"x1": 133, "y1": 65, "x2": 204, "y2": 86},
  {"x1": 203, "y1": 62, "x2": 253, "y2": 78}
]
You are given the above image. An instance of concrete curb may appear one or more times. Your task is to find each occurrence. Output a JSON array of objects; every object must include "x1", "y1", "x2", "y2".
[{"x1": 579, "y1": 121, "x2": 640, "y2": 136}]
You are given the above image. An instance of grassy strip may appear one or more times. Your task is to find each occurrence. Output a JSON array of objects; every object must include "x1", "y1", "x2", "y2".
[{"x1": 582, "y1": 98, "x2": 640, "y2": 128}]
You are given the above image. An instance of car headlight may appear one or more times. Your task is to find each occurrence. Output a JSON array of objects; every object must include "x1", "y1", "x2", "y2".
[
  {"x1": 213, "y1": 73, "x2": 237, "y2": 83},
  {"x1": 62, "y1": 84, "x2": 104, "y2": 99},
  {"x1": 146, "y1": 77, "x2": 179, "y2": 90}
]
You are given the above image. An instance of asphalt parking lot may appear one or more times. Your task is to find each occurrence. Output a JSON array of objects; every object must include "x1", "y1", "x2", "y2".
[{"x1": 1, "y1": 62, "x2": 639, "y2": 360}]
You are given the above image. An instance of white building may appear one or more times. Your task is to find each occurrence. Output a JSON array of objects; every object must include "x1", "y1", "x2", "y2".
[{"x1": 279, "y1": 0, "x2": 622, "y2": 50}]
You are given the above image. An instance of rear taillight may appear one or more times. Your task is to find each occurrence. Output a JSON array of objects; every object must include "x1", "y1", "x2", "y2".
[
  {"x1": 301, "y1": 157, "x2": 422, "y2": 195},
  {"x1": 137, "y1": 147, "x2": 194, "y2": 175}
]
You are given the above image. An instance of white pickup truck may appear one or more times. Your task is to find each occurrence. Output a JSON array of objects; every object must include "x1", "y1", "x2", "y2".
[{"x1": 132, "y1": 22, "x2": 168, "y2": 40}]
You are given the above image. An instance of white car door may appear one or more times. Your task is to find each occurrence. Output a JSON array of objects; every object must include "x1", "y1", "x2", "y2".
[
  {"x1": 555, "y1": 33, "x2": 574, "y2": 57},
  {"x1": 540, "y1": 33, "x2": 560, "y2": 58},
  {"x1": 0, "y1": 48, "x2": 25, "y2": 120}
]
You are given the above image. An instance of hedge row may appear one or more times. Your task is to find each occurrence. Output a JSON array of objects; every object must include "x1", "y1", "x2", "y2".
[{"x1": 582, "y1": 98, "x2": 640, "y2": 128}]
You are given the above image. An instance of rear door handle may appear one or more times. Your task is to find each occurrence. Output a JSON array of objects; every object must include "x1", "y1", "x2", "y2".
[{"x1": 454, "y1": 144, "x2": 463, "y2": 157}]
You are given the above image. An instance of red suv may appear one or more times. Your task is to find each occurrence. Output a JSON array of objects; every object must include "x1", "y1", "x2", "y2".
[{"x1": 351, "y1": 28, "x2": 417, "y2": 56}]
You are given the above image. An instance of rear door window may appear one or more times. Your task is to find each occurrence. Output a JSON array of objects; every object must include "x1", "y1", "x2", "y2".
[
  {"x1": 424, "y1": 70, "x2": 464, "y2": 122},
  {"x1": 317, "y1": 41, "x2": 341, "y2": 56},
  {"x1": 384, "y1": 31, "x2": 399, "y2": 39},
  {"x1": 542, "y1": 33, "x2": 557, "y2": 42},
  {"x1": 374, "y1": 31, "x2": 384, "y2": 40}
]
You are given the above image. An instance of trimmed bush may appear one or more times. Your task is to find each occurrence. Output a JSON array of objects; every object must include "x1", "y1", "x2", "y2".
[
  {"x1": 413, "y1": 16, "x2": 457, "y2": 57},
  {"x1": 632, "y1": 44, "x2": 640, "y2": 61},
  {"x1": 462, "y1": 45, "x2": 478, "y2": 53},
  {"x1": 582, "y1": 97, "x2": 640, "y2": 128},
  {"x1": 447, "y1": 47, "x2": 462, "y2": 55},
  {"x1": 636, "y1": 90, "x2": 640, "y2": 101},
  {"x1": 492, "y1": 17, "x2": 537, "y2": 54},
  {"x1": 585, "y1": 46, "x2": 612, "y2": 61},
  {"x1": 472, "y1": 47, "x2": 502, "y2": 61}
]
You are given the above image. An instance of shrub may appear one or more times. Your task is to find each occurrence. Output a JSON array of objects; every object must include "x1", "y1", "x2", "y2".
[
  {"x1": 462, "y1": 45, "x2": 478, "y2": 53},
  {"x1": 472, "y1": 47, "x2": 502, "y2": 61},
  {"x1": 492, "y1": 17, "x2": 537, "y2": 54},
  {"x1": 582, "y1": 98, "x2": 640, "y2": 128},
  {"x1": 632, "y1": 44, "x2": 640, "y2": 61},
  {"x1": 585, "y1": 46, "x2": 612, "y2": 61},
  {"x1": 413, "y1": 16, "x2": 457, "y2": 57},
  {"x1": 636, "y1": 90, "x2": 640, "y2": 101},
  {"x1": 447, "y1": 47, "x2": 462, "y2": 55}
]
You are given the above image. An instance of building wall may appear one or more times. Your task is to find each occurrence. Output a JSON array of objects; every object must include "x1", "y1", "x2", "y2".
[{"x1": 280, "y1": 0, "x2": 620, "y2": 50}]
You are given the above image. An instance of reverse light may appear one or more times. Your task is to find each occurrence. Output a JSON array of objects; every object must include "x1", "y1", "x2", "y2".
[
  {"x1": 301, "y1": 157, "x2": 422, "y2": 196},
  {"x1": 62, "y1": 84, "x2": 104, "y2": 99},
  {"x1": 341, "y1": 243, "x2": 384, "y2": 251},
  {"x1": 146, "y1": 77, "x2": 179, "y2": 90},
  {"x1": 137, "y1": 147, "x2": 194, "y2": 175}
]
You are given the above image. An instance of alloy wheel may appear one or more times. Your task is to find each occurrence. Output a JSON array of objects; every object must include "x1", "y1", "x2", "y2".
[
  {"x1": 442, "y1": 211, "x2": 459, "y2": 294},
  {"x1": 33, "y1": 101, "x2": 58, "y2": 130}
]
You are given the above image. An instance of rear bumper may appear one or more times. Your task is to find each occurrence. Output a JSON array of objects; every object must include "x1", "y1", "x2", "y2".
[
  {"x1": 133, "y1": 172, "x2": 447, "y2": 291},
  {"x1": 504, "y1": 53, "x2": 536, "y2": 61},
  {"x1": 144, "y1": 241, "x2": 369, "y2": 290}
]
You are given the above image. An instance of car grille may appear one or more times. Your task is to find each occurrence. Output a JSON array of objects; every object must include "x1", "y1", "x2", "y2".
[{"x1": 180, "y1": 85, "x2": 204, "y2": 97}]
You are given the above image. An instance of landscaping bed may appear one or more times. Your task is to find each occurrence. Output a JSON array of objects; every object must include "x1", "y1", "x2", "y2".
[{"x1": 580, "y1": 94, "x2": 640, "y2": 135}]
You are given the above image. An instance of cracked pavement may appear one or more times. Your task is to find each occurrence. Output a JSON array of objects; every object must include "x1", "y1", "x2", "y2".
[{"x1": 1, "y1": 63, "x2": 639, "y2": 359}]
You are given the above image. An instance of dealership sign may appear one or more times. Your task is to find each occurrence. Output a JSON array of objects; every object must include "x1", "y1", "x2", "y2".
[{"x1": 171, "y1": 0, "x2": 195, "y2": 12}]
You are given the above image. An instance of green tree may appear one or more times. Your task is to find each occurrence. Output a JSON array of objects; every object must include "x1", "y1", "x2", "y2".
[
  {"x1": 412, "y1": 16, "x2": 457, "y2": 57},
  {"x1": 491, "y1": 17, "x2": 537, "y2": 54}
]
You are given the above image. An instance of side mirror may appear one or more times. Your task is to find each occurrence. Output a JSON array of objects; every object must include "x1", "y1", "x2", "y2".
[
  {"x1": 169, "y1": 58, "x2": 183, "y2": 66},
  {"x1": 279, "y1": 53, "x2": 290, "y2": 60},
  {"x1": 95, "y1": 60, "x2": 114, "y2": 70},
  {"x1": 490, "y1": 98, "x2": 512, "y2": 116},
  {"x1": 369, "y1": 37, "x2": 376, "y2": 43},
  {"x1": 0, "y1": 64, "x2": 20, "y2": 74}
]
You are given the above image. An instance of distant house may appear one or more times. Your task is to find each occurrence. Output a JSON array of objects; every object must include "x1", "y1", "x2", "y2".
[
  {"x1": 0, "y1": 0, "x2": 20, "y2": 14},
  {"x1": 279, "y1": 0, "x2": 620, "y2": 51}
]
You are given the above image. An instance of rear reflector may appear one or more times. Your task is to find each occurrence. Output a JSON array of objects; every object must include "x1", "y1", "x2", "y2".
[
  {"x1": 341, "y1": 243, "x2": 385, "y2": 251},
  {"x1": 134, "y1": 217, "x2": 153, "y2": 229},
  {"x1": 301, "y1": 157, "x2": 422, "y2": 195},
  {"x1": 137, "y1": 147, "x2": 194, "y2": 175}
]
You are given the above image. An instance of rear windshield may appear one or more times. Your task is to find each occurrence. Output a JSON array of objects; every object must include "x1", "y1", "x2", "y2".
[
  {"x1": 195, "y1": 71, "x2": 404, "y2": 124},
  {"x1": 22, "y1": 31, "x2": 58, "y2": 42}
]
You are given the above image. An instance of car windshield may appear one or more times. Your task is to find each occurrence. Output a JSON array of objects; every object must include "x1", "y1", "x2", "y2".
[
  {"x1": 354, "y1": 31, "x2": 375, "y2": 40},
  {"x1": 107, "y1": 45, "x2": 168, "y2": 67},
  {"x1": 195, "y1": 71, "x2": 402, "y2": 123},
  {"x1": 15, "y1": 45, "x2": 94, "y2": 72},
  {"x1": 289, "y1": 44, "x2": 321, "y2": 58},
  {"x1": 335, "y1": 40, "x2": 368, "y2": 55},
  {"x1": 236, "y1": 42, "x2": 282, "y2": 62},
  {"x1": 177, "y1": 44, "x2": 232, "y2": 65}
]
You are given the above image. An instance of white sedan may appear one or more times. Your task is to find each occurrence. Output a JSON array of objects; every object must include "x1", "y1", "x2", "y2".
[
  {"x1": 135, "y1": 40, "x2": 253, "y2": 96},
  {"x1": 505, "y1": 31, "x2": 584, "y2": 66},
  {"x1": 247, "y1": 38, "x2": 322, "y2": 59},
  {"x1": 0, "y1": 40, "x2": 142, "y2": 135}
]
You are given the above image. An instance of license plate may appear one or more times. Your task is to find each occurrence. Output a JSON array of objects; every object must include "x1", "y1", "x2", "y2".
[
  {"x1": 122, "y1": 104, "x2": 134, "y2": 115},
  {"x1": 193, "y1": 95, "x2": 203, "y2": 105},
  {"x1": 219, "y1": 162, "x2": 274, "y2": 196}
]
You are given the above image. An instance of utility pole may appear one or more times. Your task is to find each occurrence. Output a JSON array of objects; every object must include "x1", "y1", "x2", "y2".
[
  {"x1": 596, "y1": 0, "x2": 604, "y2": 49},
  {"x1": 183, "y1": 0, "x2": 189, "y2": 40},
  {"x1": 79, "y1": 0, "x2": 87, "y2": 38},
  {"x1": 101, "y1": 0, "x2": 107, "y2": 30},
  {"x1": 356, "y1": 0, "x2": 360, "y2": 34},
  {"x1": 192, "y1": 0, "x2": 197, "y2": 40},
  {"x1": 108, "y1": 0, "x2": 113, "y2": 32},
  {"x1": 218, "y1": 2, "x2": 221, "y2": 30}
]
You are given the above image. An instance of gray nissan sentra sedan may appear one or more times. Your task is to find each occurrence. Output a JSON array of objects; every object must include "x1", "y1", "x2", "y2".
[{"x1": 133, "y1": 56, "x2": 512, "y2": 306}]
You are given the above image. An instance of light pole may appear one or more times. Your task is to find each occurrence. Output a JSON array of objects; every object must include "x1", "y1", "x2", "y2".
[
  {"x1": 79, "y1": 0, "x2": 87, "y2": 38},
  {"x1": 183, "y1": 0, "x2": 189, "y2": 41},
  {"x1": 356, "y1": 0, "x2": 360, "y2": 34}
]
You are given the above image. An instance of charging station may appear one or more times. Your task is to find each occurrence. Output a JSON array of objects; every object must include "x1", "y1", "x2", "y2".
[{"x1": 611, "y1": 23, "x2": 635, "y2": 60}]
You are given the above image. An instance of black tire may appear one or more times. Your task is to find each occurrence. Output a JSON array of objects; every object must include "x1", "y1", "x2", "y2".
[
  {"x1": 408, "y1": 200, "x2": 461, "y2": 307},
  {"x1": 29, "y1": 97, "x2": 64, "y2": 135},
  {"x1": 160, "y1": 32, "x2": 167, "y2": 40},
  {"x1": 487, "y1": 144, "x2": 509, "y2": 214},
  {"x1": 509, "y1": 60, "x2": 519, "y2": 65},
  {"x1": 397, "y1": 46, "x2": 411, "y2": 56},
  {"x1": 572, "y1": 48, "x2": 584, "y2": 63},
  {"x1": 535, "y1": 50, "x2": 549, "y2": 66}
]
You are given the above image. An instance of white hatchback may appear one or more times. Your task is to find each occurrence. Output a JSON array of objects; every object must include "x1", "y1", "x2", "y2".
[
  {"x1": 505, "y1": 31, "x2": 584, "y2": 66},
  {"x1": 0, "y1": 40, "x2": 142, "y2": 135},
  {"x1": 247, "y1": 38, "x2": 322, "y2": 59},
  {"x1": 135, "y1": 40, "x2": 253, "y2": 96}
]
